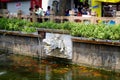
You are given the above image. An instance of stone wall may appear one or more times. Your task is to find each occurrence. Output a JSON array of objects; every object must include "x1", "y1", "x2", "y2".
[
  {"x1": 0, "y1": 31, "x2": 44, "y2": 58},
  {"x1": 1, "y1": 30, "x2": 120, "y2": 72},
  {"x1": 72, "y1": 38, "x2": 120, "y2": 72}
]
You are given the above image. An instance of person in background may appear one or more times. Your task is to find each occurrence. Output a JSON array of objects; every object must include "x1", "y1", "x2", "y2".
[
  {"x1": 29, "y1": 7, "x2": 33, "y2": 15},
  {"x1": 45, "y1": 6, "x2": 51, "y2": 16},
  {"x1": 77, "y1": 5, "x2": 82, "y2": 16},
  {"x1": 77, "y1": 12, "x2": 82, "y2": 16},
  {"x1": 86, "y1": 8, "x2": 91, "y2": 15},
  {"x1": 29, "y1": 5, "x2": 39, "y2": 22},
  {"x1": 73, "y1": 8, "x2": 78, "y2": 16},
  {"x1": 65, "y1": 9, "x2": 70, "y2": 16},
  {"x1": 35, "y1": 5, "x2": 44, "y2": 16},
  {"x1": 81, "y1": 7, "x2": 87, "y2": 15},
  {"x1": 78, "y1": 5, "x2": 82, "y2": 14}
]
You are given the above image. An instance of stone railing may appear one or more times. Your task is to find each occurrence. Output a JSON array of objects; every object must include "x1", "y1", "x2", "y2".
[
  {"x1": 22, "y1": 15, "x2": 120, "y2": 24},
  {"x1": 1, "y1": 13, "x2": 120, "y2": 24},
  {"x1": 29, "y1": 15, "x2": 120, "y2": 24}
]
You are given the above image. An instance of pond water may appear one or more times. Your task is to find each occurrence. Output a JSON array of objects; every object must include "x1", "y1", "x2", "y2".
[{"x1": 0, "y1": 54, "x2": 120, "y2": 80}]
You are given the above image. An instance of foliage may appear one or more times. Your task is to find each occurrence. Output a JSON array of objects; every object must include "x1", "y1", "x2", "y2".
[
  {"x1": 70, "y1": 23, "x2": 120, "y2": 40},
  {"x1": 22, "y1": 26, "x2": 36, "y2": 33},
  {"x1": 0, "y1": 18, "x2": 120, "y2": 40}
]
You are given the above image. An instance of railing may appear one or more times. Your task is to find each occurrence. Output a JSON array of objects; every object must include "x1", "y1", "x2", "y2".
[
  {"x1": 1, "y1": 13, "x2": 120, "y2": 24},
  {"x1": 29, "y1": 15, "x2": 120, "y2": 24}
]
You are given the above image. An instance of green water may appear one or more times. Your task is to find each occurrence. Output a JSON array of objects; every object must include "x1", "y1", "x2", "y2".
[{"x1": 0, "y1": 54, "x2": 120, "y2": 80}]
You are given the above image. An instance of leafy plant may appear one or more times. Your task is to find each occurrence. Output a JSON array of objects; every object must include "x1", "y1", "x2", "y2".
[
  {"x1": 22, "y1": 26, "x2": 36, "y2": 33},
  {"x1": 0, "y1": 18, "x2": 120, "y2": 40}
]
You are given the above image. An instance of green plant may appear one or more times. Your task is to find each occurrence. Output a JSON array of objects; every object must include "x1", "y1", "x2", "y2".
[
  {"x1": 22, "y1": 26, "x2": 36, "y2": 33},
  {"x1": 0, "y1": 18, "x2": 120, "y2": 40}
]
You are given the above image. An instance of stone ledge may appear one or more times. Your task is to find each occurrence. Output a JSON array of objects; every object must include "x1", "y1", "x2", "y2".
[
  {"x1": 37, "y1": 28, "x2": 70, "y2": 34},
  {"x1": 0, "y1": 30, "x2": 40, "y2": 38},
  {"x1": 72, "y1": 37, "x2": 120, "y2": 46}
]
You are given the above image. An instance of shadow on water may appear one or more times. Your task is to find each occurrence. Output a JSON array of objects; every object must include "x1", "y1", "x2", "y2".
[{"x1": 0, "y1": 53, "x2": 120, "y2": 80}]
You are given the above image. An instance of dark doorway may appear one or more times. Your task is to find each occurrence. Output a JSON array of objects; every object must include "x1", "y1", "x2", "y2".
[
  {"x1": 102, "y1": 2, "x2": 120, "y2": 17},
  {"x1": 0, "y1": 2, "x2": 7, "y2": 9},
  {"x1": 74, "y1": 0, "x2": 89, "y2": 8}
]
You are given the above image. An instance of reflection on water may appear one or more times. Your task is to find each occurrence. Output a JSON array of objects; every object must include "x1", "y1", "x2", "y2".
[
  {"x1": 0, "y1": 54, "x2": 120, "y2": 80},
  {"x1": 0, "y1": 71, "x2": 6, "y2": 75}
]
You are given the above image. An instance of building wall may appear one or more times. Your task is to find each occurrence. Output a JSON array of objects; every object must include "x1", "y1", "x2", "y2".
[
  {"x1": 5, "y1": 0, "x2": 103, "y2": 16},
  {"x1": 7, "y1": 1, "x2": 30, "y2": 15},
  {"x1": 6, "y1": 0, "x2": 59, "y2": 15},
  {"x1": 42, "y1": 0, "x2": 59, "y2": 12},
  {"x1": 6, "y1": 0, "x2": 74, "y2": 15},
  {"x1": 91, "y1": 0, "x2": 102, "y2": 17},
  {"x1": 42, "y1": 0, "x2": 52, "y2": 11}
]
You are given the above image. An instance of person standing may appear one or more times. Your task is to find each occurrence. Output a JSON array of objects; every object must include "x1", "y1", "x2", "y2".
[
  {"x1": 35, "y1": 5, "x2": 44, "y2": 16},
  {"x1": 65, "y1": 9, "x2": 70, "y2": 16},
  {"x1": 45, "y1": 6, "x2": 51, "y2": 16}
]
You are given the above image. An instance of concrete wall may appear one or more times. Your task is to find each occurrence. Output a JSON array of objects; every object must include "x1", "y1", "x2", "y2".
[
  {"x1": 42, "y1": 0, "x2": 55, "y2": 11},
  {"x1": 0, "y1": 30, "x2": 120, "y2": 72},
  {"x1": 7, "y1": 1, "x2": 30, "y2": 15},
  {"x1": 0, "y1": 31, "x2": 44, "y2": 58},
  {"x1": 72, "y1": 39, "x2": 120, "y2": 72}
]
